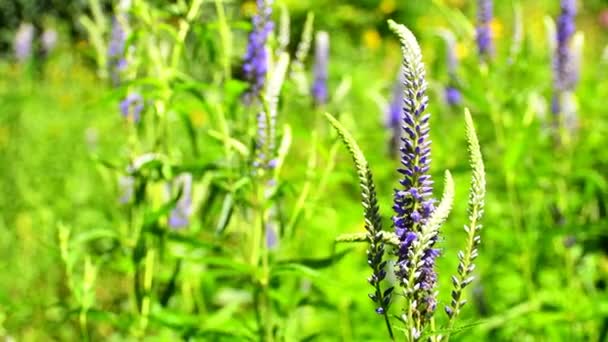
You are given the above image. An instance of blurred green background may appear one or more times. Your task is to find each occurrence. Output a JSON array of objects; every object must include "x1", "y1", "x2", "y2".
[{"x1": 1, "y1": 0, "x2": 608, "y2": 340}]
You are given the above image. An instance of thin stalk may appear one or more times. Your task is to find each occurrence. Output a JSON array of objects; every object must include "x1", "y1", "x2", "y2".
[
  {"x1": 139, "y1": 248, "x2": 156, "y2": 333},
  {"x1": 444, "y1": 202, "x2": 481, "y2": 342},
  {"x1": 171, "y1": 0, "x2": 204, "y2": 70},
  {"x1": 79, "y1": 307, "x2": 89, "y2": 342},
  {"x1": 214, "y1": 0, "x2": 233, "y2": 81}
]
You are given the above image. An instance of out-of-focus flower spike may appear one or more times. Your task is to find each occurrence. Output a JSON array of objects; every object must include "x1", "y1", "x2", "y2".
[
  {"x1": 476, "y1": 0, "x2": 493, "y2": 60},
  {"x1": 508, "y1": 2, "x2": 524, "y2": 64},
  {"x1": 14, "y1": 23, "x2": 35, "y2": 62},
  {"x1": 108, "y1": 15, "x2": 128, "y2": 85},
  {"x1": 436, "y1": 29, "x2": 461, "y2": 106},
  {"x1": 552, "y1": 0, "x2": 580, "y2": 137},
  {"x1": 290, "y1": 12, "x2": 314, "y2": 94},
  {"x1": 294, "y1": 12, "x2": 315, "y2": 67},
  {"x1": 311, "y1": 31, "x2": 330, "y2": 106},
  {"x1": 277, "y1": 3, "x2": 290, "y2": 54},
  {"x1": 386, "y1": 69, "x2": 405, "y2": 156},
  {"x1": 242, "y1": 0, "x2": 275, "y2": 105}
]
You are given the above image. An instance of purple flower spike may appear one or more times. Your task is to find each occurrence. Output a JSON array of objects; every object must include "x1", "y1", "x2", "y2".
[
  {"x1": 312, "y1": 31, "x2": 330, "y2": 106},
  {"x1": 476, "y1": 0, "x2": 493, "y2": 59},
  {"x1": 14, "y1": 23, "x2": 35, "y2": 61},
  {"x1": 169, "y1": 173, "x2": 193, "y2": 230},
  {"x1": 389, "y1": 19, "x2": 438, "y2": 322},
  {"x1": 242, "y1": 0, "x2": 274, "y2": 104},
  {"x1": 120, "y1": 92, "x2": 144, "y2": 123},
  {"x1": 108, "y1": 15, "x2": 128, "y2": 84},
  {"x1": 551, "y1": 0, "x2": 580, "y2": 135}
]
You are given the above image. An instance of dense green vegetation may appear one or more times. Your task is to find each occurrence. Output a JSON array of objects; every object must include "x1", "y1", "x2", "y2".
[{"x1": 1, "y1": 0, "x2": 607, "y2": 340}]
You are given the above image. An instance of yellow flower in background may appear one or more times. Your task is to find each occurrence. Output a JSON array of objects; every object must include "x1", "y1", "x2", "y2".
[
  {"x1": 456, "y1": 42, "x2": 470, "y2": 60},
  {"x1": 379, "y1": 0, "x2": 396, "y2": 14},
  {"x1": 490, "y1": 18, "x2": 504, "y2": 40},
  {"x1": 363, "y1": 28, "x2": 381, "y2": 51},
  {"x1": 189, "y1": 110, "x2": 206, "y2": 128},
  {"x1": 241, "y1": 1, "x2": 257, "y2": 17}
]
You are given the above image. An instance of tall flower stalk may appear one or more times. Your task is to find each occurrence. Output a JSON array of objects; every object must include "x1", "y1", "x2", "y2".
[
  {"x1": 108, "y1": 15, "x2": 128, "y2": 85},
  {"x1": 329, "y1": 20, "x2": 486, "y2": 342},
  {"x1": 388, "y1": 20, "x2": 441, "y2": 338},
  {"x1": 251, "y1": 52, "x2": 289, "y2": 341},
  {"x1": 552, "y1": 0, "x2": 580, "y2": 133},
  {"x1": 476, "y1": 0, "x2": 493, "y2": 60},
  {"x1": 242, "y1": 0, "x2": 274, "y2": 104},
  {"x1": 311, "y1": 31, "x2": 329, "y2": 106},
  {"x1": 444, "y1": 110, "x2": 486, "y2": 341},
  {"x1": 41, "y1": 28, "x2": 58, "y2": 54}
]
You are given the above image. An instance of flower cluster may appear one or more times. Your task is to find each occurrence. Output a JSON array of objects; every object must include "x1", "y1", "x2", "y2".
[
  {"x1": 311, "y1": 31, "x2": 329, "y2": 106},
  {"x1": 476, "y1": 0, "x2": 493, "y2": 59},
  {"x1": 389, "y1": 20, "x2": 438, "y2": 325},
  {"x1": 242, "y1": 0, "x2": 275, "y2": 104}
]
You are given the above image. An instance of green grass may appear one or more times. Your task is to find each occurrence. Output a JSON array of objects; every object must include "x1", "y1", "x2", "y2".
[{"x1": 1, "y1": 1, "x2": 608, "y2": 340}]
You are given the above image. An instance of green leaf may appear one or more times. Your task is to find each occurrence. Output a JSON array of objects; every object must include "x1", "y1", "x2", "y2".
[
  {"x1": 215, "y1": 193, "x2": 234, "y2": 235},
  {"x1": 276, "y1": 248, "x2": 352, "y2": 269}
]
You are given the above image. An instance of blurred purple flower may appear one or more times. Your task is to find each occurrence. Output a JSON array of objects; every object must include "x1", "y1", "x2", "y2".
[
  {"x1": 265, "y1": 221, "x2": 278, "y2": 249},
  {"x1": 552, "y1": 0, "x2": 579, "y2": 133},
  {"x1": 386, "y1": 69, "x2": 404, "y2": 156},
  {"x1": 169, "y1": 173, "x2": 193, "y2": 229},
  {"x1": 108, "y1": 15, "x2": 128, "y2": 84},
  {"x1": 445, "y1": 86, "x2": 462, "y2": 106},
  {"x1": 554, "y1": 0, "x2": 578, "y2": 98},
  {"x1": 242, "y1": 0, "x2": 274, "y2": 104},
  {"x1": 120, "y1": 92, "x2": 144, "y2": 123},
  {"x1": 439, "y1": 30, "x2": 461, "y2": 106},
  {"x1": 476, "y1": 0, "x2": 493, "y2": 59},
  {"x1": 14, "y1": 23, "x2": 35, "y2": 61},
  {"x1": 311, "y1": 31, "x2": 330, "y2": 106},
  {"x1": 41, "y1": 28, "x2": 58, "y2": 53}
]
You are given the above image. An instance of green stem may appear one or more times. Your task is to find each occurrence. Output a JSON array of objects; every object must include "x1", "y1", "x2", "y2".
[
  {"x1": 214, "y1": 0, "x2": 232, "y2": 81},
  {"x1": 79, "y1": 307, "x2": 89, "y2": 342}
]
